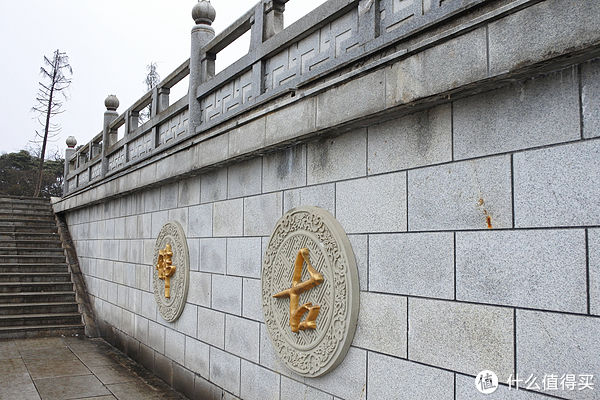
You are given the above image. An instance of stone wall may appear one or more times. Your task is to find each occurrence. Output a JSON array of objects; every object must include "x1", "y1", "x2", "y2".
[
  {"x1": 63, "y1": 57, "x2": 600, "y2": 399},
  {"x1": 55, "y1": 0, "x2": 600, "y2": 399}
]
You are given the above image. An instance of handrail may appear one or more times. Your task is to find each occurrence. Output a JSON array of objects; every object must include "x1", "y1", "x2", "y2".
[{"x1": 63, "y1": 0, "x2": 492, "y2": 197}]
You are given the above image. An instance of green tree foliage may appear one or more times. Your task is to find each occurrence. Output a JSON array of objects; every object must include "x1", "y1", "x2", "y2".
[{"x1": 0, "y1": 150, "x2": 64, "y2": 198}]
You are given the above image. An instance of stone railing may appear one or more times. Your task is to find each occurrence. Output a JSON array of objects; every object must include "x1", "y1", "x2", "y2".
[{"x1": 63, "y1": 0, "x2": 493, "y2": 196}]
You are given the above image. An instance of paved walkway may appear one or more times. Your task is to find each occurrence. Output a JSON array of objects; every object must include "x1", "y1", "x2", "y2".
[{"x1": 0, "y1": 336, "x2": 186, "y2": 400}]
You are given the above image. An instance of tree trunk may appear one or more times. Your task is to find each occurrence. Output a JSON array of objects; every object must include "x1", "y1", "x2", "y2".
[{"x1": 34, "y1": 53, "x2": 58, "y2": 197}]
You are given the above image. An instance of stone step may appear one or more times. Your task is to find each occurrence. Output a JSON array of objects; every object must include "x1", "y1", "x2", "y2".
[
  {"x1": 0, "y1": 207, "x2": 53, "y2": 216},
  {"x1": 0, "y1": 302, "x2": 79, "y2": 316},
  {"x1": 0, "y1": 221, "x2": 57, "y2": 230},
  {"x1": 0, "y1": 197, "x2": 51, "y2": 205},
  {"x1": 0, "y1": 239, "x2": 62, "y2": 249},
  {"x1": 0, "y1": 282, "x2": 74, "y2": 293},
  {"x1": 0, "y1": 263, "x2": 68, "y2": 273},
  {"x1": 0, "y1": 255, "x2": 65, "y2": 264},
  {"x1": 0, "y1": 324, "x2": 84, "y2": 339},
  {"x1": 0, "y1": 212, "x2": 54, "y2": 221},
  {"x1": 0, "y1": 291, "x2": 76, "y2": 304},
  {"x1": 0, "y1": 273, "x2": 72, "y2": 283},
  {"x1": 0, "y1": 312, "x2": 82, "y2": 327},
  {"x1": 0, "y1": 232, "x2": 60, "y2": 241},
  {"x1": 0, "y1": 247, "x2": 64, "y2": 255}
]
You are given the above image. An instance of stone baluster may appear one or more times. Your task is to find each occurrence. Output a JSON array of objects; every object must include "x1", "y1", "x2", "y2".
[
  {"x1": 189, "y1": 0, "x2": 216, "y2": 135},
  {"x1": 63, "y1": 136, "x2": 77, "y2": 194},
  {"x1": 101, "y1": 95, "x2": 119, "y2": 176}
]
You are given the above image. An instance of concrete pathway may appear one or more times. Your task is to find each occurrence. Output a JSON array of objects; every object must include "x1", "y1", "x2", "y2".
[{"x1": 0, "y1": 336, "x2": 186, "y2": 400}]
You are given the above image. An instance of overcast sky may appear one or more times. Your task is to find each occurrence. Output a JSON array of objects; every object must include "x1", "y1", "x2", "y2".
[{"x1": 0, "y1": 0, "x2": 326, "y2": 157}]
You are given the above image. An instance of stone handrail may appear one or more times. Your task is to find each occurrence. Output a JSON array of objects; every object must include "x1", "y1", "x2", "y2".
[{"x1": 63, "y1": 0, "x2": 492, "y2": 196}]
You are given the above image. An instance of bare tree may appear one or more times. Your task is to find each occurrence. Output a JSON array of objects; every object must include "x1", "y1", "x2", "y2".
[
  {"x1": 31, "y1": 49, "x2": 72, "y2": 197},
  {"x1": 139, "y1": 62, "x2": 160, "y2": 124}
]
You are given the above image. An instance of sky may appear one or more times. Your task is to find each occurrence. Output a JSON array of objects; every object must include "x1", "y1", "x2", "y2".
[{"x1": 0, "y1": 0, "x2": 327, "y2": 157}]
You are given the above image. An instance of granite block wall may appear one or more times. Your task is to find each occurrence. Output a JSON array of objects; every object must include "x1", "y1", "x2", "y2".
[{"x1": 65, "y1": 57, "x2": 600, "y2": 400}]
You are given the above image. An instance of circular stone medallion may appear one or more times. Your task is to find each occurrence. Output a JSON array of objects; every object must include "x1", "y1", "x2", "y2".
[
  {"x1": 262, "y1": 206, "x2": 360, "y2": 377},
  {"x1": 153, "y1": 221, "x2": 190, "y2": 322}
]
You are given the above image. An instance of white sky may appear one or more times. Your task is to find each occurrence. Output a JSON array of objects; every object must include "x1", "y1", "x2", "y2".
[{"x1": 0, "y1": 0, "x2": 326, "y2": 156}]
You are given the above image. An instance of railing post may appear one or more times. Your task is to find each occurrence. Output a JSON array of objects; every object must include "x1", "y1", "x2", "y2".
[
  {"x1": 63, "y1": 136, "x2": 77, "y2": 195},
  {"x1": 358, "y1": 0, "x2": 380, "y2": 42},
  {"x1": 157, "y1": 87, "x2": 170, "y2": 113},
  {"x1": 101, "y1": 95, "x2": 119, "y2": 176},
  {"x1": 263, "y1": 0, "x2": 286, "y2": 41},
  {"x1": 189, "y1": 0, "x2": 216, "y2": 134}
]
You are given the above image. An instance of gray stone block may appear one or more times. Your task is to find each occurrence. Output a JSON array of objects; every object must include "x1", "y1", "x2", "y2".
[
  {"x1": 200, "y1": 238, "x2": 226, "y2": 274},
  {"x1": 190, "y1": 239, "x2": 202, "y2": 272},
  {"x1": 144, "y1": 187, "x2": 161, "y2": 213},
  {"x1": 197, "y1": 306, "x2": 225, "y2": 349},
  {"x1": 243, "y1": 193, "x2": 282, "y2": 236},
  {"x1": 262, "y1": 145, "x2": 307, "y2": 192},
  {"x1": 368, "y1": 104, "x2": 452, "y2": 174},
  {"x1": 213, "y1": 199, "x2": 243, "y2": 237},
  {"x1": 369, "y1": 232, "x2": 454, "y2": 299},
  {"x1": 347, "y1": 234, "x2": 368, "y2": 291},
  {"x1": 228, "y1": 158, "x2": 262, "y2": 199},
  {"x1": 283, "y1": 183, "x2": 335, "y2": 216},
  {"x1": 151, "y1": 211, "x2": 169, "y2": 238},
  {"x1": 280, "y1": 376, "x2": 333, "y2": 400},
  {"x1": 488, "y1": 0, "x2": 600, "y2": 75},
  {"x1": 454, "y1": 68, "x2": 580, "y2": 160},
  {"x1": 517, "y1": 310, "x2": 600, "y2": 400},
  {"x1": 225, "y1": 315, "x2": 260, "y2": 362},
  {"x1": 316, "y1": 69, "x2": 385, "y2": 129},
  {"x1": 212, "y1": 274, "x2": 242, "y2": 315},
  {"x1": 309, "y1": 347, "x2": 366, "y2": 400},
  {"x1": 241, "y1": 360, "x2": 280, "y2": 400},
  {"x1": 590, "y1": 229, "x2": 600, "y2": 316},
  {"x1": 226, "y1": 237, "x2": 262, "y2": 278},
  {"x1": 409, "y1": 298, "x2": 514, "y2": 381},
  {"x1": 194, "y1": 375, "x2": 223, "y2": 400},
  {"x1": 209, "y1": 347, "x2": 241, "y2": 397},
  {"x1": 353, "y1": 292, "x2": 407, "y2": 358},
  {"x1": 265, "y1": 98, "x2": 316, "y2": 146},
  {"x1": 239, "y1": 280, "x2": 262, "y2": 325},
  {"x1": 138, "y1": 214, "x2": 152, "y2": 239},
  {"x1": 513, "y1": 140, "x2": 600, "y2": 227},
  {"x1": 369, "y1": 352, "x2": 454, "y2": 400},
  {"x1": 168, "y1": 208, "x2": 189, "y2": 235},
  {"x1": 178, "y1": 177, "x2": 201, "y2": 207},
  {"x1": 457, "y1": 229, "x2": 587, "y2": 312},
  {"x1": 174, "y1": 304, "x2": 198, "y2": 337},
  {"x1": 188, "y1": 204, "x2": 212, "y2": 239},
  {"x1": 408, "y1": 155, "x2": 512, "y2": 231},
  {"x1": 307, "y1": 129, "x2": 367, "y2": 185},
  {"x1": 148, "y1": 320, "x2": 165, "y2": 354},
  {"x1": 185, "y1": 336, "x2": 209, "y2": 379},
  {"x1": 160, "y1": 182, "x2": 178, "y2": 210},
  {"x1": 336, "y1": 172, "x2": 407, "y2": 233},
  {"x1": 201, "y1": 167, "x2": 228, "y2": 203},
  {"x1": 455, "y1": 374, "x2": 554, "y2": 400},
  {"x1": 229, "y1": 117, "x2": 266, "y2": 158},
  {"x1": 165, "y1": 328, "x2": 185, "y2": 365},
  {"x1": 386, "y1": 28, "x2": 487, "y2": 107},
  {"x1": 582, "y1": 59, "x2": 600, "y2": 139},
  {"x1": 188, "y1": 271, "x2": 211, "y2": 307},
  {"x1": 134, "y1": 315, "x2": 149, "y2": 345},
  {"x1": 195, "y1": 133, "x2": 229, "y2": 170}
]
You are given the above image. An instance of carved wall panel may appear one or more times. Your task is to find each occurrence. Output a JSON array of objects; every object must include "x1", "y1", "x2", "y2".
[
  {"x1": 201, "y1": 70, "x2": 253, "y2": 123},
  {"x1": 158, "y1": 109, "x2": 189, "y2": 146},
  {"x1": 153, "y1": 221, "x2": 190, "y2": 322},
  {"x1": 262, "y1": 206, "x2": 360, "y2": 377}
]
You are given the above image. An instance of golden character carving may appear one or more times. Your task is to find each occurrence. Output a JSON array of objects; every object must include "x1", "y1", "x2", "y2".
[
  {"x1": 273, "y1": 248, "x2": 324, "y2": 332},
  {"x1": 156, "y1": 243, "x2": 176, "y2": 298}
]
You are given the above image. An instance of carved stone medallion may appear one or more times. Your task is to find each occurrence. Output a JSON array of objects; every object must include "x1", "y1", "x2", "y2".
[
  {"x1": 262, "y1": 206, "x2": 360, "y2": 377},
  {"x1": 153, "y1": 221, "x2": 190, "y2": 322}
]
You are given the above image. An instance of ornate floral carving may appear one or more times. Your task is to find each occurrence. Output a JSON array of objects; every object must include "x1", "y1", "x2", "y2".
[
  {"x1": 262, "y1": 206, "x2": 360, "y2": 377},
  {"x1": 153, "y1": 221, "x2": 190, "y2": 322}
]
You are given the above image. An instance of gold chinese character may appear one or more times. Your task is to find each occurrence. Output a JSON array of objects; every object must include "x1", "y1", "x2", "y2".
[
  {"x1": 156, "y1": 243, "x2": 176, "y2": 298},
  {"x1": 273, "y1": 248, "x2": 324, "y2": 333}
]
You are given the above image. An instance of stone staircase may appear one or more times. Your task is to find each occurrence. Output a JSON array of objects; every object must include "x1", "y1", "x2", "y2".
[{"x1": 0, "y1": 196, "x2": 84, "y2": 338}]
